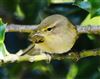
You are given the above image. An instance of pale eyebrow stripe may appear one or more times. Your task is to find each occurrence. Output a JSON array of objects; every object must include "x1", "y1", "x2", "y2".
[{"x1": 48, "y1": 19, "x2": 62, "y2": 28}]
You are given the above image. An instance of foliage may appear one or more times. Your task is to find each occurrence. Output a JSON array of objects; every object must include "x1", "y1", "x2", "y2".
[
  {"x1": 81, "y1": 14, "x2": 100, "y2": 26},
  {"x1": 74, "y1": 0, "x2": 100, "y2": 49},
  {"x1": 0, "y1": 0, "x2": 100, "y2": 79},
  {"x1": 74, "y1": 0, "x2": 100, "y2": 17},
  {"x1": 66, "y1": 64, "x2": 78, "y2": 79},
  {"x1": 0, "y1": 19, "x2": 8, "y2": 60}
]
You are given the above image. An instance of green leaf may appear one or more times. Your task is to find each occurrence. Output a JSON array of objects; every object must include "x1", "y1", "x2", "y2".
[
  {"x1": 66, "y1": 64, "x2": 78, "y2": 79},
  {"x1": 0, "y1": 18, "x2": 9, "y2": 60},
  {"x1": 81, "y1": 14, "x2": 100, "y2": 26},
  {"x1": 0, "y1": 18, "x2": 6, "y2": 42},
  {"x1": 74, "y1": 0, "x2": 100, "y2": 17}
]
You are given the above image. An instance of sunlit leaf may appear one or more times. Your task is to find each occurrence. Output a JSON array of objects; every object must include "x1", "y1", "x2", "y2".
[
  {"x1": 51, "y1": 0, "x2": 74, "y2": 3},
  {"x1": 81, "y1": 14, "x2": 100, "y2": 26},
  {"x1": 0, "y1": 18, "x2": 9, "y2": 60}
]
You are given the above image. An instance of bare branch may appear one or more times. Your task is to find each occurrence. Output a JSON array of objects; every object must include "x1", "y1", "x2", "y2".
[
  {"x1": 6, "y1": 24, "x2": 100, "y2": 34},
  {"x1": 1, "y1": 24, "x2": 100, "y2": 64},
  {"x1": 6, "y1": 24, "x2": 38, "y2": 33},
  {"x1": 77, "y1": 25, "x2": 100, "y2": 34}
]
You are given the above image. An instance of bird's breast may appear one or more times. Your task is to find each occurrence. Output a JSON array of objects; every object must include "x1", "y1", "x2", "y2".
[{"x1": 35, "y1": 34, "x2": 73, "y2": 54}]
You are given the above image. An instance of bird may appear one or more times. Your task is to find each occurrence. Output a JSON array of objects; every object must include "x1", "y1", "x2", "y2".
[{"x1": 26, "y1": 14, "x2": 78, "y2": 55}]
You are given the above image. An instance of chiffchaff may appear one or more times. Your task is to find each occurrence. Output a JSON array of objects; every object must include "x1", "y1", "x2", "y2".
[{"x1": 29, "y1": 14, "x2": 78, "y2": 54}]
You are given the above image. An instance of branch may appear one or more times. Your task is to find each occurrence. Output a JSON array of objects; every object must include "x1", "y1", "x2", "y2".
[
  {"x1": 2, "y1": 24, "x2": 100, "y2": 64},
  {"x1": 77, "y1": 25, "x2": 100, "y2": 34},
  {"x1": 13, "y1": 48, "x2": 100, "y2": 61},
  {"x1": 6, "y1": 24, "x2": 100, "y2": 34},
  {"x1": 0, "y1": 48, "x2": 100, "y2": 65},
  {"x1": 6, "y1": 24, "x2": 38, "y2": 33}
]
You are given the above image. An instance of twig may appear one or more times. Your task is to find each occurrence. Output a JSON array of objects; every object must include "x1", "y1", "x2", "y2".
[
  {"x1": 13, "y1": 48, "x2": 100, "y2": 62},
  {"x1": 77, "y1": 25, "x2": 100, "y2": 34},
  {"x1": 1, "y1": 24, "x2": 100, "y2": 64},
  {"x1": 6, "y1": 24, "x2": 38, "y2": 33},
  {"x1": 0, "y1": 48, "x2": 100, "y2": 64},
  {"x1": 6, "y1": 24, "x2": 100, "y2": 34}
]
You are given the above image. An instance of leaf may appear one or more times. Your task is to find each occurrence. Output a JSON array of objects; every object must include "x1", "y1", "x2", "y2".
[
  {"x1": 51, "y1": 0, "x2": 74, "y2": 3},
  {"x1": 66, "y1": 64, "x2": 78, "y2": 79},
  {"x1": 81, "y1": 14, "x2": 100, "y2": 47},
  {"x1": 0, "y1": 19, "x2": 6, "y2": 42},
  {"x1": 81, "y1": 14, "x2": 100, "y2": 26},
  {"x1": 0, "y1": 18, "x2": 9, "y2": 60},
  {"x1": 74, "y1": 0, "x2": 100, "y2": 17}
]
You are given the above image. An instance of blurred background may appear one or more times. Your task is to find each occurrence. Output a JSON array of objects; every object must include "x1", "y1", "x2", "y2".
[{"x1": 0, "y1": 0, "x2": 100, "y2": 79}]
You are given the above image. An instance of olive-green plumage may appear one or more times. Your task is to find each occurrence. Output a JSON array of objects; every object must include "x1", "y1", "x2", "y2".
[{"x1": 29, "y1": 14, "x2": 78, "y2": 54}]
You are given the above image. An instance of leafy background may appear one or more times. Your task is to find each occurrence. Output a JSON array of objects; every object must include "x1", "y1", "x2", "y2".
[{"x1": 0, "y1": 0, "x2": 100, "y2": 79}]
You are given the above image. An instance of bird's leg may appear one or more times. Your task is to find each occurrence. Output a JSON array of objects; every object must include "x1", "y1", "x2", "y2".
[
  {"x1": 17, "y1": 44, "x2": 35, "y2": 56},
  {"x1": 39, "y1": 50, "x2": 52, "y2": 63}
]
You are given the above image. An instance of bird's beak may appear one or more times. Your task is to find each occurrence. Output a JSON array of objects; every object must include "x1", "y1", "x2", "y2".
[{"x1": 29, "y1": 32, "x2": 44, "y2": 44}]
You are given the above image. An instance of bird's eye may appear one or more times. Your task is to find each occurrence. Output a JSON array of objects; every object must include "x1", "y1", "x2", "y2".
[{"x1": 47, "y1": 27, "x2": 52, "y2": 31}]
